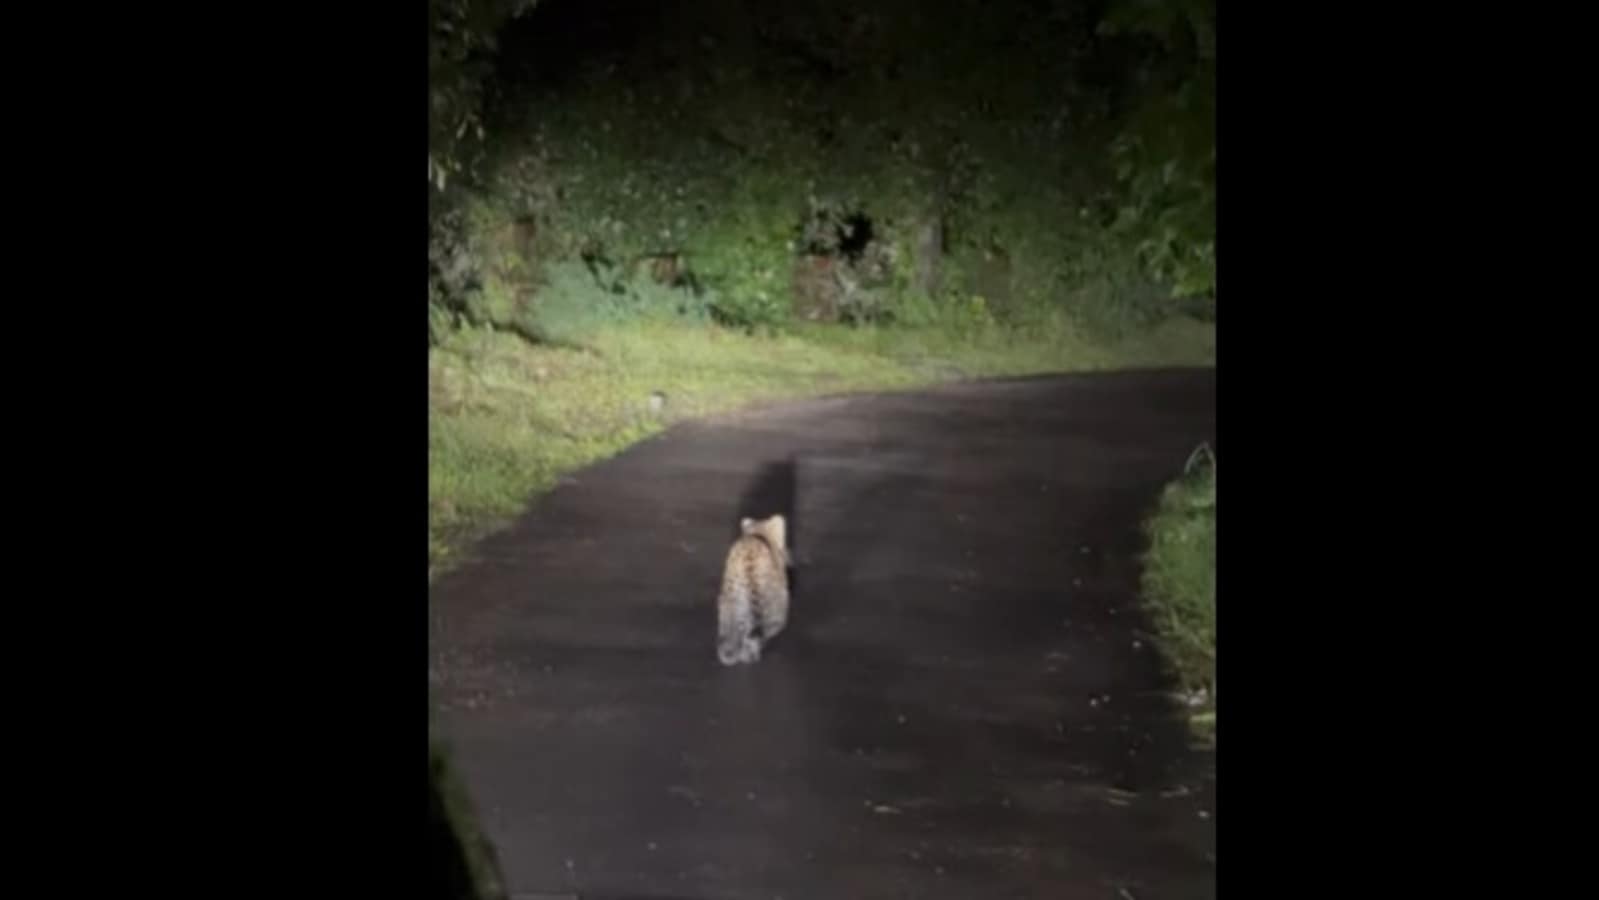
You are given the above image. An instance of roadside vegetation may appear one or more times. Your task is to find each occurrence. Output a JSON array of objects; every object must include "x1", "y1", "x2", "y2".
[{"x1": 1139, "y1": 444, "x2": 1217, "y2": 742}]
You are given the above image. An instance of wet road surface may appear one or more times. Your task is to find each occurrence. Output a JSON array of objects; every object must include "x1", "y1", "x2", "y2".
[{"x1": 430, "y1": 369, "x2": 1216, "y2": 899}]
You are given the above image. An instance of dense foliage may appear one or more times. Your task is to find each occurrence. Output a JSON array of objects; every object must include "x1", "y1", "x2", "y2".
[
  {"x1": 1099, "y1": 0, "x2": 1216, "y2": 301},
  {"x1": 429, "y1": 0, "x2": 539, "y2": 194},
  {"x1": 427, "y1": 0, "x2": 1215, "y2": 342}
]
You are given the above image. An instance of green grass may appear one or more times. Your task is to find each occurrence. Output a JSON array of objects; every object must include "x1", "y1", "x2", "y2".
[
  {"x1": 428, "y1": 315, "x2": 1214, "y2": 577},
  {"x1": 1138, "y1": 448, "x2": 1217, "y2": 742}
]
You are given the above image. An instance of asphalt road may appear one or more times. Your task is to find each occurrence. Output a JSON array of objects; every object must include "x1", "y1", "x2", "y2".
[{"x1": 429, "y1": 368, "x2": 1216, "y2": 900}]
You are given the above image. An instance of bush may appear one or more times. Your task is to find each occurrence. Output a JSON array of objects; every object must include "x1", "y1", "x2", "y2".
[
  {"x1": 427, "y1": 0, "x2": 1217, "y2": 342},
  {"x1": 1098, "y1": 0, "x2": 1216, "y2": 303},
  {"x1": 1139, "y1": 445, "x2": 1216, "y2": 706}
]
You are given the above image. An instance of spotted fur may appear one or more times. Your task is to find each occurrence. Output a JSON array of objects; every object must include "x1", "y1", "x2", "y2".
[{"x1": 716, "y1": 514, "x2": 792, "y2": 665}]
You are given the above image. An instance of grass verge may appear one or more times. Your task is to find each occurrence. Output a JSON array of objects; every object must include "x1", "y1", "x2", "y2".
[
  {"x1": 429, "y1": 315, "x2": 1214, "y2": 577},
  {"x1": 1138, "y1": 446, "x2": 1217, "y2": 743}
]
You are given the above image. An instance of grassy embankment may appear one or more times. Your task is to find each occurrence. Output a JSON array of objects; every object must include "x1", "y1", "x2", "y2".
[{"x1": 1138, "y1": 446, "x2": 1217, "y2": 742}]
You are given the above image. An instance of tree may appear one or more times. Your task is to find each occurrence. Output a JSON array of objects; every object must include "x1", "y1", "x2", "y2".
[
  {"x1": 429, "y1": 0, "x2": 540, "y2": 194},
  {"x1": 1098, "y1": 0, "x2": 1216, "y2": 300}
]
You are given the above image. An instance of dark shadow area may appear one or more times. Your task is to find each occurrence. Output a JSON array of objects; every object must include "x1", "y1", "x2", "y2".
[
  {"x1": 430, "y1": 750, "x2": 502, "y2": 900},
  {"x1": 490, "y1": 0, "x2": 668, "y2": 91},
  {"x1": 786, "y1": 462, "x2": 921, "y2": 652},
  {"x1": 837, "y1": 212, "x2": 875, "y2": 262},
  {"x1": 731, "y1": 457, "x2": 799, "y2": 594},
  {"x1": 797, "y1": 208, "x2": 876, "y2": 262},
  {"x1": 731, "y1": 459, "x2": 796, "y2": 541}
]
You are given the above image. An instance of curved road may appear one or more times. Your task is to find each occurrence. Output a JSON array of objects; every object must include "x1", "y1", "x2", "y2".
[{"x1": 429, "y1": 368, "x2": 1216, "y2": 900}]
